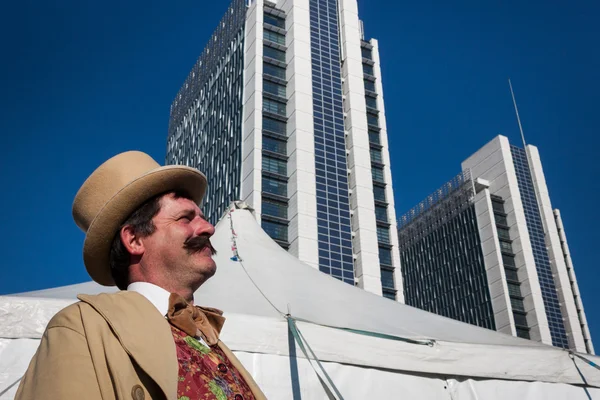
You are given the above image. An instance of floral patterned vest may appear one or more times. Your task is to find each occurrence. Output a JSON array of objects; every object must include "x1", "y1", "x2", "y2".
[{"x1": 171, "y1": 326, "x2": 256, "y2": 400}]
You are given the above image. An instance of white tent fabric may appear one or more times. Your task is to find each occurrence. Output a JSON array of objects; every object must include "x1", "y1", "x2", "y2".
[{"x1": 2, "y1": 202, "x2": 599, "y2": 399}]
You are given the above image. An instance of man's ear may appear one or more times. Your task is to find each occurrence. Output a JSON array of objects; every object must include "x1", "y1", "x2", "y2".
[{"x1": 120, "y1": 225, "x2": 145, "y2": 256}]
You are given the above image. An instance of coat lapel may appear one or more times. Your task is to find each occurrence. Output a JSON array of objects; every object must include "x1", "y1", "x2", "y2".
[{"x1": 78, "y1": 291, "x2": 178, "y2": 399}]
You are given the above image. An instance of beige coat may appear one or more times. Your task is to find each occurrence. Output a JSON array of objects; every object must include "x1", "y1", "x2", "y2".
[{"x1": 15, "y1": 291, "x2": 266, "y2": 400}]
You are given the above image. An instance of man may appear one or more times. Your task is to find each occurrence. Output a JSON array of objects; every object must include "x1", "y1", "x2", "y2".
[{"x1": 16, "y1": 151, "x2": 266, "y2": 400}]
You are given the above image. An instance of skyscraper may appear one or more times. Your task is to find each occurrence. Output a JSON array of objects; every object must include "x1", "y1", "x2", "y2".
[
  {"x1": 166, "y1": 0, "x2": 402, "y2": 300},
  {"x1": 398, "y1": 135, "x2": 594, "y2": 353}
]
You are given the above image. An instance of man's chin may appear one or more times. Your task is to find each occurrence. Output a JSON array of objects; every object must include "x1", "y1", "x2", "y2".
[{"x1": 200, "y1": 259, "x2": 217, "y2": 278}]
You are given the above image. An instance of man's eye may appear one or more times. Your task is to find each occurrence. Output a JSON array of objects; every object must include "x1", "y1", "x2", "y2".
[{"x1": 178, "y1": 216, "x2": 192, "y2": 222}]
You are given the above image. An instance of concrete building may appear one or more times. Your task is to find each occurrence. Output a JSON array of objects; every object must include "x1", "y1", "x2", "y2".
[
  {"x1": 398, "y1": 135, "x2": 593, "y2": 353},
  {"x1": 166, "y1": 0, "x2": 402, "y2": 300}
]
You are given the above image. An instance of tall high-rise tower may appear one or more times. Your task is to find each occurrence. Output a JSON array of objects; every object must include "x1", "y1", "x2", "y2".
[
  {"x1": 166, "y1": 0, "x2": 402, "y2": 301},
  {"x1": 398, "y1": 135, "x2": 594, "y2": 353}
]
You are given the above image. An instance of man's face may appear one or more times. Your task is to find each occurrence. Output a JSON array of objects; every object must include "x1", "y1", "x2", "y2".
[{"x1": 141, "y1": 193, "x2": 217, "y2": 285}]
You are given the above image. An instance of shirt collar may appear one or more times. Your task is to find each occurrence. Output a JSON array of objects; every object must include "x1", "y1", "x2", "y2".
[{"x1": 127, "y1": 282, "x2": 172, "y2": 317}]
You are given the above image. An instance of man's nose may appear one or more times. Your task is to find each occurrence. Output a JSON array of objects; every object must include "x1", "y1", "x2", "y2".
[{"x1": 193, "y1": 217, "x2": 215, "y2": 236}]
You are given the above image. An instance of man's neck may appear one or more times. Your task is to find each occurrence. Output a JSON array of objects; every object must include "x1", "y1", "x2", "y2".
[{"x1": 129, "y1": 280, "x2": 196, "y2": 303}]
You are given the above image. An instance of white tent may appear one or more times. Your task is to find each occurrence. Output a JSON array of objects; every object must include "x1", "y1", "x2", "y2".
[{"x1": 1, "y1": 202, "x2": 599, "y2": 399}]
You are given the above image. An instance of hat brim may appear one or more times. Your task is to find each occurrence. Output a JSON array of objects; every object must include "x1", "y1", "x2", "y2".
[{"x1": 83, "y1": 165, "x2": 207, "y2": 286}]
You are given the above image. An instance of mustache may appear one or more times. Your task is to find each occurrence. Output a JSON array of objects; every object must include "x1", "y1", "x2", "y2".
[{"x1": 183, "y1": 235, "x2": 217, "y2": 255}]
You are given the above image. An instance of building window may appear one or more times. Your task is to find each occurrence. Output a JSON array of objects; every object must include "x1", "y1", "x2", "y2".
[
  {"x1": 499, "y1": 241, "x2": 513, "y2": 253},
  {"x1": 372, "y1": 166, "x2": 385, "y2": 183},
  {"x1": 516, "y1": 327, "x2": 531, "y2": 339},
  {"x1": 262, "y1": 220, "x2": 288, "y2": 241},
  {"x1": 495, "y1": 214, "x2": 508, "y2": 226},
  {"x1": 263, "y1": 80, "x2": 286, "y2": 98},
  {"x1": 375, "y1": 205, "x2": 387, "y2": 222},
  {"x1": 264, "y1": 13, "x2": 285, "y2": 29},
  {"x1": 497, "y1": 227, "x2": 510, "y2": 240},
  {"x1": 263, "y1": 62, "x2": 286, "y2": 79},
  {"x1": 368, "y1": 130, "x2": 380, "y2": 145},
  {"x1": 361, "y1": 47, "x2": 372, "y2": 60},
  {"x1": 364, "y1": 80, "x2": 376, "y2": 92},
  {"x1": 262, "y1": 176, "x2": 287, "y2": 196},
  {"x1": 263, "y1": 136, "x2": 287, "y2": 155},
  {"x1": 492, "y1": 201, "x2": 505, "y2": 213},
  {"x1": 367, "y1": 113, "x2": 379, "y2": 127},
  {"x1": 363, "y1": 63, "x2": 374, "y2": 76},
  {"x1": 262, "y1": 156, "x2": 287, "y2": 176},
  {"x1": 377, "y1": 226, "x2": 390, "y2": 244},
  {"x1": 373, "y1": 186, "x2": 386, "y2": 202},
  {"x1": 367, "y1": 114, "x2": 379, "y2": 127},
  {"x1": 379, "y1": 247, "x2": 392, "y2": 266},
  {"x1": 510, "y1": 297, "x2": 526, "y2": 312},
  {"x1": 370, "y1": 148, "x2": 383, "y2": 163},
  {"x1": 502, "y1": 254, "x2": 516, "y2": 267},
  {"x1": 263, "y1": 98, "x2": 286, "y2": 116},
  {"x1": 262, "y1": 199, "x2": 288, "y2": 219},
  {"x1": 382, "y1": 288, "x2": 396, "y2": 300},
  {"x1": 504, "y1": 268, "x2": 519, "y2": 282},
  {"x1": 507, "y1": 282, "x2": 522, "y2": 297},
  {"x1": 381, "y1": 268, "x2": 395, "y2": 289},
  {"x1": 264, "y1": 46, "x2": 286, "y2": 62},
  {"x1": 263, "y1": 116, "x2": 286, "y2": 135},
  {"x1": 513, "y1": 312, "x2": 528, "y2": 327},
  {"x1": 263, "y1": 30, "x2": 285, "y2": 45},
  {"x1": 365, "y1": 95, "x2": 377, "y2": 109}
]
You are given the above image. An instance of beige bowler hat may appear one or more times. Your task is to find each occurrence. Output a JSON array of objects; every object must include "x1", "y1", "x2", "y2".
[{"x1": 72, "y1": 151, "x2": 207, "y2": 286}]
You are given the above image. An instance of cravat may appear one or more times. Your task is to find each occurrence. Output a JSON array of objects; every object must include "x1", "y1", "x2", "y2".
[{"x1": 166, "y1": 293, "x2": 225, "y2": 346}]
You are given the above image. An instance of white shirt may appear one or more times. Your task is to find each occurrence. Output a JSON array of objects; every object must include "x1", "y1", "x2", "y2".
[{"x1": 127, "y1": 282, "x2": 210, "y2": 348}]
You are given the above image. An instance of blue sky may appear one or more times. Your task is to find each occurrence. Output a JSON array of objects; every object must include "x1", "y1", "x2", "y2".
[{"x1": 1, "y1": 0, "x2": 598, "y2": 344}]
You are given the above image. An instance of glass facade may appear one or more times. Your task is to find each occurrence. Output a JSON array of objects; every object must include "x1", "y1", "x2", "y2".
[
  {"x1": 491, "y1": 195, "x2": 530, "y2": 339},
  {"x1": 310, "y1": 0, "x2": 354, "y2": 284},
  {"x1": 400, "y1": 205, "x2": 496, "y2": 330},
  {"x1": 510, "y1": 146, "x2": 569, "y2": 348},
  {"x1": 261, "y1": 6, "x2": 289, "y2": 248},
  {"x1": 166, "y1": 0, "x2": 246, "y2": 224},
  {"x1": 360, "y1": 39, "x2": 395, "y2": 299}
]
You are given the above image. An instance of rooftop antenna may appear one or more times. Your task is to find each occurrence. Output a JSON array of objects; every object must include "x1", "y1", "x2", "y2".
[
  {"x1": 508, "y1": 78, "x2": 548, "y2": 233},
  {"x1": 508, "y1": 78, "x2": 527, "y2": 149}
]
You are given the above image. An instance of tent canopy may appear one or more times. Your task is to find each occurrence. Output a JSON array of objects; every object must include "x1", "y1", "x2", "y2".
[{"x1": 3, "y1": 202, "x2": 600, "y2": 395}]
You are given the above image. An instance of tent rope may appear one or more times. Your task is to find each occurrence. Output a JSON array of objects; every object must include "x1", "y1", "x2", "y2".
[
  {"x1": 291, "y1": 316, "x2": 434, "y2": 347},
  {"x1": 569, "y1": 351, "x2": 600, "y2": 372},
  {"x1": 0, "y1": 377, "x2": 22, "y2": 397},
  {"x1": 287, "y1": 316, "x2": 345, "y2": 400}
]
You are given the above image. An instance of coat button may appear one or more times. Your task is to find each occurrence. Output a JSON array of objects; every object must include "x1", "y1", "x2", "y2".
[
  {"x1": 234, "y1": 395, "x2": 244, "y2": 400},
  {"x1": 131, "y1": 385, "x2": 145, "y2": 400},
  {"x1": 218, "y1": 363, "x2": 228, "y2": 373}
]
